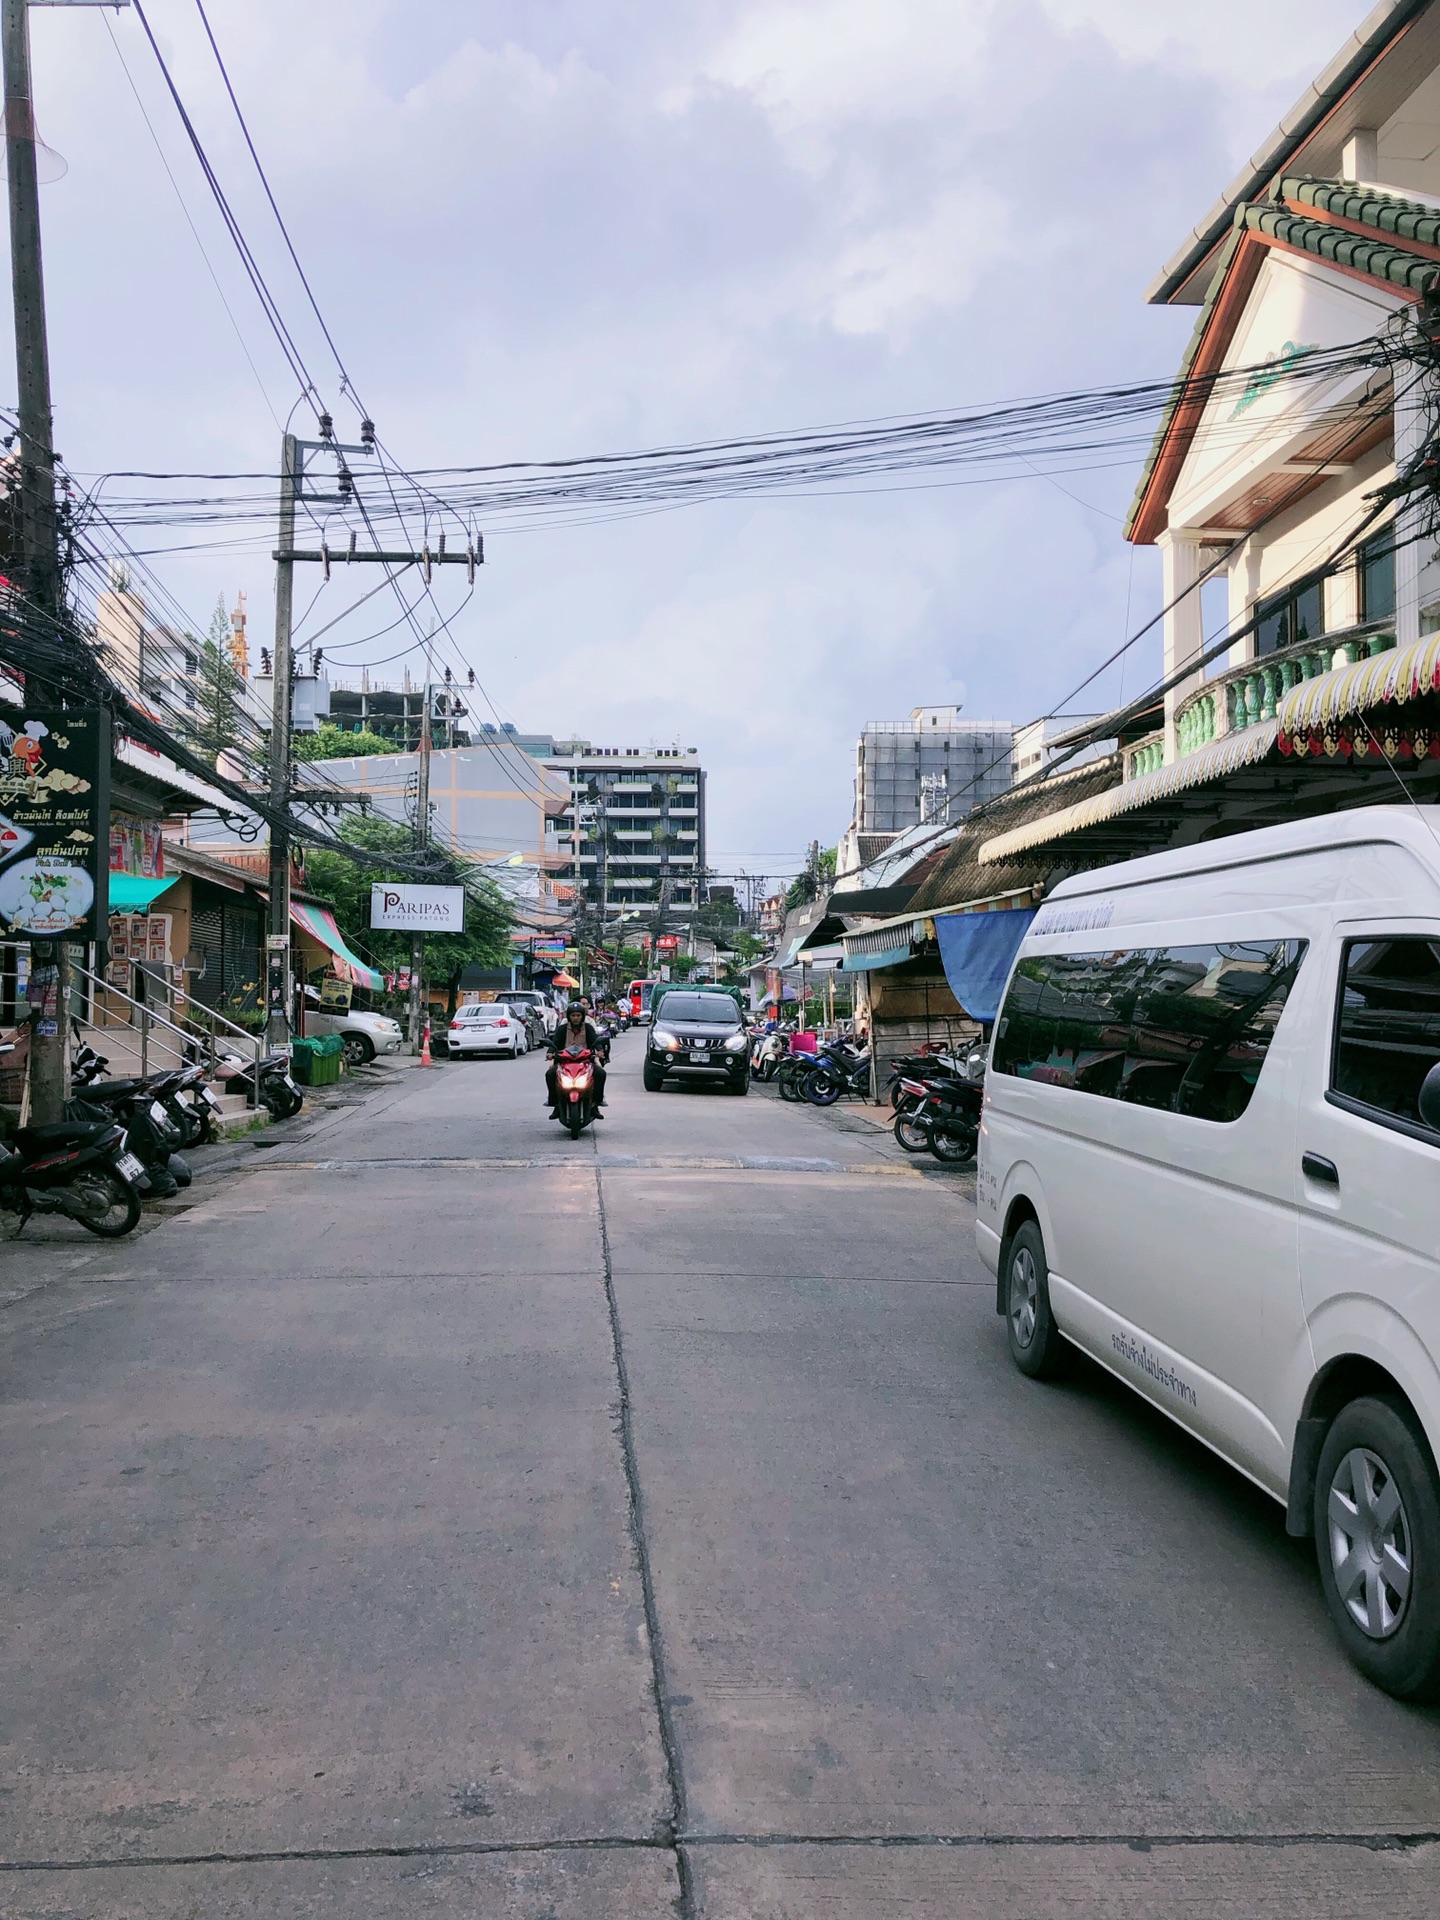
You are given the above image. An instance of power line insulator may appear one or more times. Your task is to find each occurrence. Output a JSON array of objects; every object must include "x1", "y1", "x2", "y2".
[{"x1": 360, "y1": 418, "x2": 375, "y2": 449}]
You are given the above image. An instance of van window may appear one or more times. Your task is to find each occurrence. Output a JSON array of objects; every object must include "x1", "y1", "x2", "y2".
[
  {"x1": 1332, "y1": 937, "x2": 1440, "y2": 1136},
  {"x1": 994, "y1": 941, "x2": 1305, "y2": 1123}
]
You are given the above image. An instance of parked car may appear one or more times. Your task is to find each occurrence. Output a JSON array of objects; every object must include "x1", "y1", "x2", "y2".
[
  {"x1": 448, "y1": 1003, "x2": 529, "y2": 1059},
  {"x1": 301, "y1": 988, "x2": 404, "y2": 1067},
  {"x1": 978, "y1": 806, "x2": 1440, "y2": 1701},
  {"x1": 643, "y1": 990, "x2": 749, "y2": 1094},
  {"x1": 493, "y1": 990, "x2": 550, "y2": 1046}
]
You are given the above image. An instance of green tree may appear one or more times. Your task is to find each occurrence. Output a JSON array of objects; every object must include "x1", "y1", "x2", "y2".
[
  {"x1": 294, "y1": 722, "x2": 403, "y2": 761},
  {"x1": 302, "y1": 814, "x2": 514, "y2": 1017},
  {"x1": 189, "y1": 596, "x2": 250, "y2": 768},
  {"x1": 785, "y1": 843, "x2": 836, "y2": 910}
]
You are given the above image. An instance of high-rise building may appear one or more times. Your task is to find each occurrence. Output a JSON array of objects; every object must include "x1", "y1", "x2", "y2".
[
  {"x1": 513, "y1": 735, "x2": 707, "y2": 926},
  {"x1": 854, "y1": 706, "x2": 1012, "y2": 842}
]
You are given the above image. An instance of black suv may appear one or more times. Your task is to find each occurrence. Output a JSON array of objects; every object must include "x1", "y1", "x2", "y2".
[{"x1": 643, "y1": 991, "x2": 749, "y2": 1095}]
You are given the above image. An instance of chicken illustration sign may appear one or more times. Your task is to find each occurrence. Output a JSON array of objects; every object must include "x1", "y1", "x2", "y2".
[{"x1": 0, "y1": 709, "x2": 111, "y2": 940}]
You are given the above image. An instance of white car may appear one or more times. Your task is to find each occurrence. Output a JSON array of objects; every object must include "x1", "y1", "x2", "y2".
[
  {"x1": 301, "y1": 989, "x2": 404, "y2": 1066},
  {"x1": 448, "y1": 1004, "x2": 529, "y2": 1059}
]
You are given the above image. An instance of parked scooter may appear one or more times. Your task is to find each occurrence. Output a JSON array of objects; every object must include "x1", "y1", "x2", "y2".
[
  {"x1": 892, "y1": 1071, "x2": 982, "y2": 1164},
  {"x1": 67, "y1": 1062, "x2": 194, "y2": 1197},
  {"x1": 216, "y1": 1050, "x2": 304, "y2": 1120},
  {"x1": 804, "y1": 1043, "x2": 872, "y2": 1106},
  {"x1": 550, "y1": 1044, "x2": 599, "y2": 1139},
  {"x1": 0, "y1": 1045, "x2": 145, "y2": 1236}
]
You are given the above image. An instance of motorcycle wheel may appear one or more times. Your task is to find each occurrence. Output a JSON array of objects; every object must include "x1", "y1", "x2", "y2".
[
  {"x1": 929, "y1": 1125, "x2": 977, "y2": 1166},
  {"x1": 68, "y1": 1169, "x2": 141, "y2": 1238},
  {"x1": 806, "y1": 1071, "x2": 842, "y2": 1107},
  {"x1": 569, "y1": 1110, "x2": 584, "y2": 1139},
  {"x1": 893, "y1": 1112, "x2": 931, "y2": 1154},
  {"x1": 262, "y1": 1083, "x2": 304, "y2": 1120}
]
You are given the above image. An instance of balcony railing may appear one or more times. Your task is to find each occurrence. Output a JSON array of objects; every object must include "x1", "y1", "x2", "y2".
[{"x1": 1162, "y1": 622, "x2": 1397, "y2": 767}]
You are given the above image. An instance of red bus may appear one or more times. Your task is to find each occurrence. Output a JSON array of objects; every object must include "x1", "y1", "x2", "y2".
[{"x1": 626, "y1": 978, "x2": 659, "y2": 1022}]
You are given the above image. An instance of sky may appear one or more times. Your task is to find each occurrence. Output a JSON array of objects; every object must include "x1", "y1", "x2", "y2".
[{"x1": 20, "y1": 0, "x2": 1369, "y2": 882}]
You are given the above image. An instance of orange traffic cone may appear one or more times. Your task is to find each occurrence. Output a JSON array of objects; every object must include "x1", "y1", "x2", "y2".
[{"x1": 420, "y1": 1020, "x2": 433, "y2": 1067}]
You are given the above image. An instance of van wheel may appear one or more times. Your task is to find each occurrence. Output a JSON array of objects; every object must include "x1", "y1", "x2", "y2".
[
  {"x1": 1313, "y1": 1396, "x2": 1440, "y2": 1701},
  {"x1": 1004, "y1": 1222, "x2": 1068, "y2": 1380}
]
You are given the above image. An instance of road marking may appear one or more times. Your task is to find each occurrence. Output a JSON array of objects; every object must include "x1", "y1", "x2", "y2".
[{"x1": 251, "y1": 1154, "x2": 944, "y2": 1178}]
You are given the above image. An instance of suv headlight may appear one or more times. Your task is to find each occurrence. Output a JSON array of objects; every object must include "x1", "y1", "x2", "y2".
[
  {"x1": 724, "y1": 1032, "x2": 748, "y2": 1052},
  {"x1": 653, "y1": 1028, "x2": 680, "y2": 1051}
]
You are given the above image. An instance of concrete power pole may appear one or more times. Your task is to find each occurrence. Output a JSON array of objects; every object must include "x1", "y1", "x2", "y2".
[
  {"x1": 5, "y1": 0, "x2": 73, "y2": 1123},
  {"x1": 407, "y1": 680, "x2": 431, "y2": 1051},
  {"x1": 266, "y1": 431, "x2": 298, "y2": 1050}
]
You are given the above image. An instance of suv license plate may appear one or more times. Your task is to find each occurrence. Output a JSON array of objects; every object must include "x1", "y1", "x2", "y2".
[
  {"x1": 689, "y1": 1050, "x2": 708, "y2": 1062},
  {"x1": 116, "y1": 1151, "x2": 146, "y2": 1183}
]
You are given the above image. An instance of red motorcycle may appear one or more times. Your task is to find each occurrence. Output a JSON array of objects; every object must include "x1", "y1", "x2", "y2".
[{"x1": 552, "y1": 1045, "x2": 597, "y2": 1140}]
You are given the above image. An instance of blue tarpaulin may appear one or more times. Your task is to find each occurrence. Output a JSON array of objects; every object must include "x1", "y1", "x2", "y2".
[
  {"x1": 842, "y1": 942, "x2": 914, "y2": 973},
  {"x1": 935, "y1": 908, "x2": 1036, "y2": 1021}
]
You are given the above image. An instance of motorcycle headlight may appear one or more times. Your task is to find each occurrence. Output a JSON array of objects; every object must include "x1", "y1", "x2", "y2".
[
  {"x1": 724, "y1": 1032, "x2": 748, "y2": 1052},
  {"x1": 653, "y1": 1028, "x2": 680, "y2": 1051}
]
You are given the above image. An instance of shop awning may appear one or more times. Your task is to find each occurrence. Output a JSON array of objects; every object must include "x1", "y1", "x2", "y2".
[
  {"x1": 841, "y1": 914, "x2": 927, "y2": 972},
  {"x1": 935, "y1": 906, "x2": 1036, "y2": 1022},
  {"x1": 108, "y1": 874, "x2": 178, "y2": 912},
  {"x1": 289, "y1": 902, "x2": 384, "y2": 990}
]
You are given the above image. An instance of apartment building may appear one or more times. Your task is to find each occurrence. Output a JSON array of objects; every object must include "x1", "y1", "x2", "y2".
[{"x1": 514, "y1": 734, "x2": 707, "y2": 925}]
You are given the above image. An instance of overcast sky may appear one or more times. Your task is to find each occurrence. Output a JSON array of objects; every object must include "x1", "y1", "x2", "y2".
[{"x1": 24, "y1": 0, "x2": 1365, "y2": 880}]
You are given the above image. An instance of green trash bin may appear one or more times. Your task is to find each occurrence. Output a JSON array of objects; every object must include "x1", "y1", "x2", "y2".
[{"x1": 292, "y1": 1034, "x2": 344, "y2": 1087}]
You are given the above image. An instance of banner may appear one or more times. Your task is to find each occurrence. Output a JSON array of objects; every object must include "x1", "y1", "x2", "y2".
[
  {"x1": 0, "y1": 708, "x2": 110, "y2": 940},
  {"x1": 370, "y1": 883, "x2": 466, "y2": 932}
]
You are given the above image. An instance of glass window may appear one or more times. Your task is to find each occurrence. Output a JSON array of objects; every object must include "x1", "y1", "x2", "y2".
[
  {"x1": 994, "y1": 941, "x2": 1306, "y2": 1123},
  {"x1": 1120, "y1": 942, "x2": 1306, "y2": 1122},
  {"x1": 1359, "y1": 537, "x2": 1396, "y2": 624},
  {"x1": 655, "y1": 993, "x2": 740, "y2": 1024},
  {"x1": 1332, "y1": 938, "x2": 1440, "y2": 1134},
  {"x1": 1256, "y1": 577, "x2": 1325, "y2": 656}
]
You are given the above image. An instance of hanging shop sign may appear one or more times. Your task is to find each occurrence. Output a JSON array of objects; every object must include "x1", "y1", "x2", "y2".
[
  {"x1": 370, "y1": 883, "x2": 466, "y2": 933},
  {"x1": 657, "y1": 934, "x2": 680, "y2": 952},
  {"x1": 319, "y1": 976, "x2": 353, "y2": 1010},
  {"x1": 0, "y1": 708, "x2": 110, "y2": 940}
]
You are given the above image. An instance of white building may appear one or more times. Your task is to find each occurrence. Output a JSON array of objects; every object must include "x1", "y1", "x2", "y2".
[{"x1": 1127, "y1": 0, "x2": 1440, "y2": 772}]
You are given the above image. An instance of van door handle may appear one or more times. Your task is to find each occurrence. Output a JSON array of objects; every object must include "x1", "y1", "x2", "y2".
[{"x1": 1302, "y1": 1152, "x2": 1339, "y2": 1187}]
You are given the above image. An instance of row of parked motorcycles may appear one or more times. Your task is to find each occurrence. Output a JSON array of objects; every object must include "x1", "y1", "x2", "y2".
[
  {"x1": 749, "y1": 1025, "x2": 985, "y2": 1166},
  {"x1": 0, "y1": 1035, "x2": 304, "y2": 1240}
]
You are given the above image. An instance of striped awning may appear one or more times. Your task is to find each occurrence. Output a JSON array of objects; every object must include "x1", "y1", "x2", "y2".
[
  {"x1": 841, "y1": 915, "x2": 928, "y2": 972},
  {"x1": 290, "y1": 902, "x2": 384, "y2": 990},
  {"x1": 1278, "y1": 632, "x2": 1440, "y2": 739},
  {"x1": 977, "y1": 722, "x2": 1279, "y2": 866}
]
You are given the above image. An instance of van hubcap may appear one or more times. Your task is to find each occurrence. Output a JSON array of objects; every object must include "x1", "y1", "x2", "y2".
[
  {"x1": 1009, "y1": 1248, "x2": 1038, "y2": 1348},
  {"x1": 1327, "y1": 1446, "x2": 1411, "y2": 1640}
]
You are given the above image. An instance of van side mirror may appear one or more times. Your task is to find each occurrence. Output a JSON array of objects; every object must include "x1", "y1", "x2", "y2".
[{"x1": 1420, "y1": 1062, "x2": 1440, "y2": 1133}]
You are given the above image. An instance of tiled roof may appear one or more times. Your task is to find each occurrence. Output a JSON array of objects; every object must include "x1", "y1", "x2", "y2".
[
  {"x1": 1243, "y1": 200, "x2": 1440, "y2": 294},
  {"x1": 1127, "y1": 175, "x2": 1437, "y2": 543},
  {"x1": 906, "y1": 758, "x2": 1122, "y2": 914}
]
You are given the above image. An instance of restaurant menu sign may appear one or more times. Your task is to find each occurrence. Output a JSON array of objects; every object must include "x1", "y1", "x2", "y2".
[{"x1": 0, "y1": 708, "x2": 110, "y2": 941}]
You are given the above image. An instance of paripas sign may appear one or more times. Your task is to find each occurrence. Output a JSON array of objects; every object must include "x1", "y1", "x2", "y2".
[{"x1": 370, "y1": 884, "x2": 466, "y2": 933}]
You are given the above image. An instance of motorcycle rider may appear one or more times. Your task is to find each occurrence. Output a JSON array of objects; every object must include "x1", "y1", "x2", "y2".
[{"x1": 546, "y1": 1001, "x2": 607, "y2": 1113}]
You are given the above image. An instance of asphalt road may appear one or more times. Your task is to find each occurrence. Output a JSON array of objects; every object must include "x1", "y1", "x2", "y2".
[{"x1": 2, "y1": 1029, "x2": 1438, "y2": 1918}]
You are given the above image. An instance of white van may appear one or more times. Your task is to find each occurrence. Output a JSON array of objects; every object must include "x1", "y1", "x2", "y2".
[{"x1": 977, "y1": 806, "x2": 1440, "y2": 1700}]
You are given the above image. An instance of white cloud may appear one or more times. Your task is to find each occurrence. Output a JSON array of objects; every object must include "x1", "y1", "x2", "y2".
[{"x1": 12, "y1": 0, "x2": 1365, "y2": 869}]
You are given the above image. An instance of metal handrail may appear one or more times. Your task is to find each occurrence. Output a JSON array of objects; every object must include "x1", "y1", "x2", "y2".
[{"x1": 71, "y1": 960, "x2": 264, "y2": 1102}]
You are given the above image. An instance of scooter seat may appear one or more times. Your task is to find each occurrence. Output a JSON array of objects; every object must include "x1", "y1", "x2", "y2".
[
  {"x1": 72, "y1": 1078, "x2": 146, "y2": 1102},
  {"x1": 16, "y1": 1121, "x2": 114, "y2": 1150}
]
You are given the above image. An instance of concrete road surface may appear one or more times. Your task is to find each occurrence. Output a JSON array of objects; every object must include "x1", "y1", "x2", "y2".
[{"x1": 2, "y1": 1029, "x2": 1438, "y2": 1918}]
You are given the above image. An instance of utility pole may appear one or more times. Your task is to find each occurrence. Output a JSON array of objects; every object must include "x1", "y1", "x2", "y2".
[
  {"x1": 266, "y1": 430, "x2": 298, "y2": 1050},
  {"x1": 407, "y1": 679, "x2": 431, "y2": 1051},
  {"x1": 3, "y1": 0, "x2": 98, "y2": 1123}
]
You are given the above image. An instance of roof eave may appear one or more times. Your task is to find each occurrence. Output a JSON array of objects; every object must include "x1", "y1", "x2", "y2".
[{"x1": 1147, "y1": 0, "x2": 1432, "y2": 308}]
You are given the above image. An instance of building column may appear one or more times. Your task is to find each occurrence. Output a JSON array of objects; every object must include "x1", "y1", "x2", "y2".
[
  {"x1": 1228, "y1": 539, "x2": 1260, "y2": 669},
  {"x1": 1158, "y1": 529, "x2": 1205, "y2": 764},
  {"x1": 1394, "y1": 378, "x2": 1425, "y2": 649}
]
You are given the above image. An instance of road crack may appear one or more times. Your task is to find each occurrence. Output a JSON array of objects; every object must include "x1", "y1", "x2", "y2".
[{"x1": 594, "y1": 1161, "x2": 695, "y2": 1920}]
